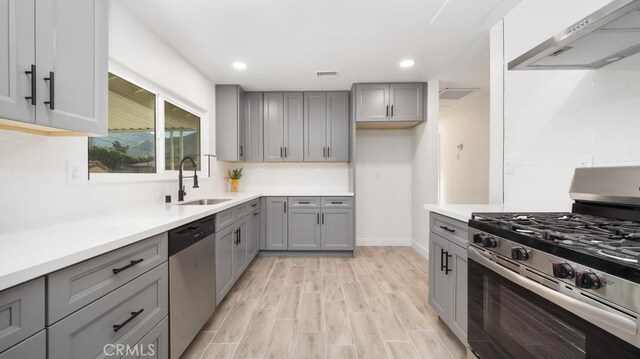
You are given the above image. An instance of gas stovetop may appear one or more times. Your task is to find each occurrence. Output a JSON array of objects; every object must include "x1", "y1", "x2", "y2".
[{"x1": 469, "y1": 212, "x2": 640, "y2": 283}]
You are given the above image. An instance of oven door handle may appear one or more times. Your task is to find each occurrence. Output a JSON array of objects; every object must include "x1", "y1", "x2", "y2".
[{"x1": 468, "y1": 247, "x2": 638, "y2": 336}]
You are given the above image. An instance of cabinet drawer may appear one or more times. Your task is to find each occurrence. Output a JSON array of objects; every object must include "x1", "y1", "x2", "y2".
[
  {"x1": 288, "y1": 197, "x2": 320, "y2": 208},
  {"x1": 233, "y1": 202, "x2": 250, "y2": 218},
  {"x1": 47, "y1": 233, "x2": 168, "y2": 324},
  {"x1": 0, "y1": 278, "x2": 45, "y2": 353},
  {"x1": 0, "y1": 330, "x2": 45, "y2": 359},
  {"x1": 123, "y1": 317, "x2": 168, "y2": 359},
  {"x1": 321, "y1": 197, "x2": 353, "y2": 208},
  {"x1": 216, "y1": 207, "x2": 235, "y2": 231},
  {"x1": 48, "y1": 263, "x2": 168, "y2": 359},
  {"x1": 430, "y1": 213, "x2": 468, "y2": 248},
  {"x1": 246, "y1": 199, "x2": 260, "y2": 213}
]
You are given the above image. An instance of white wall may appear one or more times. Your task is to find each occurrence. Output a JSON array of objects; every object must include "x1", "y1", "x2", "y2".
[
  {"x1": 411, "y1": 80, "x2": 440, "y2": 255},
  {"x1": 355, "y1": 130, "x2": 412, "y2": 246},
  {"x1": 439, "y1": 90, "x2": 490, "y2": 204},
  {"x1": 499, "y1": 0, "x2": 640, "y2": 210},
  {"x1": 0, "y1": 2, "x2": 225, "y2": 234}
]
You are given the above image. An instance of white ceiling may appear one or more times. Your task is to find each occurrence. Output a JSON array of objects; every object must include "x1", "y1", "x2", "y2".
[{"x1": 116, "y1": 0, "x2": 521, "y2": 91}]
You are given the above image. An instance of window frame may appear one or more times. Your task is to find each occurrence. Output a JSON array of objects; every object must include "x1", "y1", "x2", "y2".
[{"x1": 90, "y1": 62, "x2": 208, "y2": 184}]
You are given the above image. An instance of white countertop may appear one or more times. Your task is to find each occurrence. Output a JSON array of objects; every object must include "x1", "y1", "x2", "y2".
[
  {"x1": 0, "y1": 191, "x2": 354, "y2": 291},
  {"x1": 423, "y1": 203, "x2": 567, "y2": 222}
]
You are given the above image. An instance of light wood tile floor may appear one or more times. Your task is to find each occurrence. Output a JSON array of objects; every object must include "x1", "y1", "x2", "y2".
[{"x1": 181, "y1": 246, "x2": 467, "y2": 359}]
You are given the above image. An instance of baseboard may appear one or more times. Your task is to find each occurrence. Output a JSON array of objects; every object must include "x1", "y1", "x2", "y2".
[
  {"x1": 411, "y1": 239, "x2": 429, "y2": 259},
  {"x1": 356, "y1": 237, "x2": 412, "y2": 246}
]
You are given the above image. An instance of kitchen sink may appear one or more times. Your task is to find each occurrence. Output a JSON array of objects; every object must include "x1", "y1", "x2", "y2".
[{"x1": 178, "y1": 199, "x2": 231, "y2": 206}]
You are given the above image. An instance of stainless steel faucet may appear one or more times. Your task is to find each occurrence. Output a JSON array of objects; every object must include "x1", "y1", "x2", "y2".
[{"x1": 178, "y1": 156, "x2": 199, "y2": 202}]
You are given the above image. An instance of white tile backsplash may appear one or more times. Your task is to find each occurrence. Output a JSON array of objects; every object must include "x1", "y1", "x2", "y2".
[{"x1": 502, "y1": 0, "x2": 640, "y2": 210}]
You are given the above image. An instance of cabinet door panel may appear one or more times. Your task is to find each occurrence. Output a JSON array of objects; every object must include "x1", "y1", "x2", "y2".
[
  {"x1": 303, "y1": 92, "x2": 326, "y2": 161},
  {"x1": 389, "y1": 83, "x2": 422, "y2": 121},
  {"x1": 320, "y1": 208, "x2": 353, "y2": 250},
  {"x1": 234, "y1": 220, "x2": 248, "y2": 275},
  {"x1": 355, "y1": 84, "x2": 389, "y2": 122},
  {"x1": 247, "y1": 212, "x2": 260, "y2": 260},
  {"x1": 265, "y1": 197, "x2": 288, "y2": 250},
  {"x1": 0, "y1": 330, "x2": 45, "y2": 359},
  {"x1": 244, "y1": 92, "x2": 263, "y2": 162},
  {"x1": 215, "y1": 225, "x2": 235, "y2": 304},
  {"x1": 288, "y1": 209, "x2": 321, "y2": 250},
  {"x1": 283, "y1": 92, "x2": 303, "y2": 161},
  {"x1": 215, "y1": 85, "x2": 241, "y2": 161},
  {"x1": 428, "y1": 234, "x2": 450, "y2": 320},
  {"x1": 449, "y1": 242, "x2": 467, "y2": 343},
  {"x1": 238, "y1": 88, "x2": 246, "y2": 161},
  {"x1": 263, "y1": 92, "x2": 284, "y2": 162},
  {"x1": 0, "y1": 0, "x2": 35, "y2": 124},
  {"x1": 35, "y1": 0, "x2": 108, "y2": 135},
  {"x1": 326, "y1": 92, "x2": 349, "y2": 162}
]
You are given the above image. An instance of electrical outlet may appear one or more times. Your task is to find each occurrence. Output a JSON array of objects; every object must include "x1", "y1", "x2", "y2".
[
  {"x1": 504, "y1": 157, "x2": 515, "y2": 174},
  {"x1": 67, "y1": 161, "x2": 83, "y2": 185},
  {"x1": 577, "y1": 156, "x2": 593, "y2": 168}
]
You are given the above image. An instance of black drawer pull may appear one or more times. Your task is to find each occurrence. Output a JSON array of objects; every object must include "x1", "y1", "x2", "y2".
[
  {"x1": 251, "y1": 203, "x2": 258, "y2": 207},
  {"x1": 112, "y1": 258, "x2": 144, "y2": 274},
  {"x1": 298, "y1": 201, "x2": 311, "y2": 204},
  {"x1": 439, "y1": 226, "x2": 456, "y2": 233},
  {"x1": 113, "y1": 309, "x2": 144, "y2": 332},
  {"x1": 330, "y1": 201, "x2": 343, "y2": 204}
]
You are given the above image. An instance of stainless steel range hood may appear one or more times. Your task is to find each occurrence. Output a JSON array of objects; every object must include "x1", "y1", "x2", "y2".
[{"x1": 508, "y1": 0, "x2": 640, "y2": 70}]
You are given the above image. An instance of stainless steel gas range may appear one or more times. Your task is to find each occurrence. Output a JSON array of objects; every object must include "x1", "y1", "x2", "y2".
[{"x1": 467, "y1": 166, "x2": 640, "y2": 358}]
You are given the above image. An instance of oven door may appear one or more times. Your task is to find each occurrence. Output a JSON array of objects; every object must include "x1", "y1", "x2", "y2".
[{"x1": 468, "y1": 246, "x2": 640, "y2": 359}]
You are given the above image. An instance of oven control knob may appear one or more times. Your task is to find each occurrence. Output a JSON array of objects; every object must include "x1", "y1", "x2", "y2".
[
  {"x1": 481, "y1": 236, "x2": 498, "y2": 248},
  {"x1": 511, "y1": 247, "x2": 530, "y2": 261},
  {"x1": 472, "y1": 233, "x2": 484, "y2": 244},
  {"x1": 576, "y1": 272, "x2": 601, "y2": 289},
  {"x1": 552, "y1": 263, "x2": 575, "y2": 279}
]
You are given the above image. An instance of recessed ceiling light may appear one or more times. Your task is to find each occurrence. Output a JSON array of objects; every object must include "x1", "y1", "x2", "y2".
[
  {"x1": 232, "y1": 62, "x2": 247, "y2": 70},
  {"x1": 400, "y1": 59, "x2": 415, "y2": 68}
]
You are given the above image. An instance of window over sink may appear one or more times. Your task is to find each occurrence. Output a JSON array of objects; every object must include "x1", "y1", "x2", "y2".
[{"x1": 88, "y1": 71, "x2": 203, "y2": 179}]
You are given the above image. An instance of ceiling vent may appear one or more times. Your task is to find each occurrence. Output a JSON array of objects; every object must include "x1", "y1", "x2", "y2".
[
  {"x1": 316, "y1": 70, "x2": 339, "y2": 78},
  {"x1": 439, "y1": 88, "x2": 477, "y2": 100}
]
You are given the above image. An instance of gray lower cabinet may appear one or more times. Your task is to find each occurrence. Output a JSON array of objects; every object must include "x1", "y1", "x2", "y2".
[
  {"x1": 247, "y1": 211, "x2": 260, "y2": 259},
  {"x1": 428, "y1": 213, "x2": 468, "y2": 344},
  {"x1": 123, "y1": 317, "x2": 168, "y2": 359},
  {"x1": 265, "y1": 197, "x2": 288, "y2": 250},
  {"x1": 0, "y1": 331, "x2": 45, "y2": 359},
  {"x1": 303, "y1": 92, "x2": 349, "y2": 162},
  {"x1": 244, "y1": 92, "x2": 264, "y2": 162},
  {"x1": 233, "y1": 218, "x2": 248, "y2": 275},
  {"x1": 288, "y1": 208, "x2": 321, "y2": 250},
  {"x1": 321, "y1": 208, "x2": 354, "y2": 250},
  {"x1": 0, "y1": 0, "x2": 108, "y2": 135},
  {"x1": 216, "y1": 85, "x2": 245, "y2": 161},
  {"x1": 48, "y1": 262, "x2": 168, "y2": 359},
  {"x1": 0, "y1": 278, "x2": 45, "y2": 354},
  {"x1": 215, "y1": 224, "x2": 235, "y2": 304}
]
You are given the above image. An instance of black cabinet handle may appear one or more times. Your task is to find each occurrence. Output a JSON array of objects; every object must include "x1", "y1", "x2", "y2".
[
  {"x1": 440, "y1": 226, "x2": 456, "y2": 233},
  {"x1": 284, "y1": 202, "x2": 287, "y2": 213},
  {"x1": 234, "y1": 230, "x2": 239, "y2": 245},
  {"x1": 24, "y1": 65, "x2": 36, "y2": 105},
  {"x1": 321, "y1": 213, "x2": 325, "y2": 224},
  {"x1": 251, "y1": 203, "x2": 258, "y2": 207},
  {"x1": 440, "y1": 249, "x2": 445, "y2": 272},
  {"x1": 43, "y1": 71, "x2": 54, "y2": 110},
  {"x1": 113, "y1": 309, "x2": 144, "y2": 332},
  {"x1": 280, "y1": 147, "x2": 283, "y2": 158},
  {"x1": 238, "y1": 228, "x2": 241, "y2": 244},
  {"x1": 386, "y1": 105, "x2": 389, "y2": 117},
  {"x1": 298, "y1": 201, "x2": 310, "y2": 204},
  {"x1": 239, "y1": 145, "x2": 243, "y2": 157},
  {"x1": 284, "y1": 147, "x2": 288, "y2": 158},
  {"x1": 112, "y1": 258, "x2": 144, "y2": 274},
  {"x1": 391, "y1": 105, "x2": 394, "y2": 117},
  {"x1": 445, "y1": 252, "x2": 452, "y2": 274},
  {"x1": 323, "y1": 147, "x2": 326, "y2": 158},
  {"x1": 330, "y1": 201, "x2": 343, "y2": 205},
  {"x1": 253, "y1": 212, "x2": 259, "y2": 216},
  {"x1": 327, "y1": 147, "x2": 330, "y2": 158},
  {"x1": 317, "y1": 213, "x2": 320, "y2": 224}
]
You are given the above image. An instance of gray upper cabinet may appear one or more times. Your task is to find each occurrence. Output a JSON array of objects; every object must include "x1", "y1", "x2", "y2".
[
  {"x1": 304, "y1": 92, "x2": 349, "y2": 162},
  {"x1": 326, "y1": 92, "x2": 349, "y2": 161},
  {"x1": 35, "y1": 0, "x2": 109, "y2": 135},
  {"x1": 355, "y1": 83, "x2": 389, "y2": 122},
  {"x1": 265, "y1": 197, "x2": 288, "y2": 250},
  {"x1": 0, "y1": 0, "x2": 35, "y2": 125},
  {"x1": 216, "y1": 85, "x2": 246, "y2": 161},
  {"x1": 283, "y1": 92, "x2": 304, "y2": 161},
  {"x1": 389, "y1": 83, "x2": 422, "y2": 121},
  {"x1": 244, "y1": 92, "x2": 263, "y2": 162},
  {"x1": 321, "y1": 208, "x2": 354, "y2": 250},
  {"x1": 0, "y1": 0, "x2": 108, "y2": 135},
  {"x1": 288, "y1": 208, "x2": 321, "y2": 250},
  {"x1": 263, "y1": 92, "x2": 285, "y2": 162}
]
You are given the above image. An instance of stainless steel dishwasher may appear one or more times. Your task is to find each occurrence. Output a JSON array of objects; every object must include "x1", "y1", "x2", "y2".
[{"x1": 168, "y1": 215, "x2": 216, "y2": 359}]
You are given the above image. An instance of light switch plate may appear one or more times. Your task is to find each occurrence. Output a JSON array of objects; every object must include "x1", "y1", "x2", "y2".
[{"x1": 67, "y1": 161, "x2": 83, "y2": 185}]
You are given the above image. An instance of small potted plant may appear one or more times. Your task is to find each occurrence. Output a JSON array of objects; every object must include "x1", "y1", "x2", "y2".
[{"x1": 225, "y1": 168, "x2": 243, "y2": 192}]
